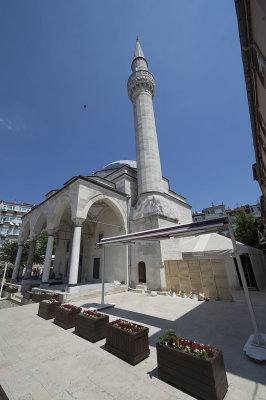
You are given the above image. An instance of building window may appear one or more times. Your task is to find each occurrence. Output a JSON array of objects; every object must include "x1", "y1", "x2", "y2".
[{"x1": 98, "y1": 233, "x2": 104, "y2": 242}]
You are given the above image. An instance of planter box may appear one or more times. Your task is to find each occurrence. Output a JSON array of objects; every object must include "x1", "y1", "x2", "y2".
[
  {"x1": 75, "y1": 313, "x2": 109, "y2": 342},
  {"x1": 54, "y1": 307, "x2": 82, "y2": 329},
  {"x1": 32, "y1": 292, "x2": 59, "y2": 302},
  {"x1": 32, "y1": 293, "x2": 47, "y2": 302},
  {"x1": 6, "y1": 286, "x2": 18, "y2": 293},
  {"x1": 23, "y1": 291, "x2": 33, "y2": 300},
  {"x1": 38, "y1": 301, "x2": 61, "y2": 320},
  {"x1": 156, "y1": 343, "x2": 228, "y2": 400},
  {"x1": 105, "y1": 323, "x2": 150, "y2": 365},
  {"x1": 45, "y1": 293, "x2": 60, "y2": 301}
]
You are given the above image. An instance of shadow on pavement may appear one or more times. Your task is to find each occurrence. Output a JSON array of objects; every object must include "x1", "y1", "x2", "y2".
[{"x1": 90, "y1": 299, "x2": 266, "y2": 385}]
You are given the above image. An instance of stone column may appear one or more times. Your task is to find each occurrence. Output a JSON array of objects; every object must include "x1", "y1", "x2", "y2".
[
  {"x1": 23, "y1": 239, "x2": 37, "y2": 279},
  {"x1": 11, "y1": 243, "x2": 24, "y2": 282},
  {"x1": 41, "y1": 233, "x2": 54, "y2": 285},
  {"x1": 68, "y1": 219, "x2": 84, "y2": 290}
]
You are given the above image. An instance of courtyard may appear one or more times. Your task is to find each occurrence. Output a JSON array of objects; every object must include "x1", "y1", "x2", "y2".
[{"x1": 0, "y1": 290, "x2": 266, "y2": 400}]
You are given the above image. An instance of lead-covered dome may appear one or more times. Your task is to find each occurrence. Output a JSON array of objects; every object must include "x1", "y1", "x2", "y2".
[{"x1": 102, "y1": 160, "x2": 137, "y2": 171}]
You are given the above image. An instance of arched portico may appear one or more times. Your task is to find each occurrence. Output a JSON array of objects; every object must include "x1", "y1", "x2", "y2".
[
  {"x1": 11, "y1": 186, "x2": 129, "y2": 291},
  {"x1": 65, "y1": 196, "x2": 127, "y2": 292}
]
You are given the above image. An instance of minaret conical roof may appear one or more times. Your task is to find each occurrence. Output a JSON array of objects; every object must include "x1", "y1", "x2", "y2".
[{"x1": 134, "y1": 37, "x2": 145, "y2": 60}]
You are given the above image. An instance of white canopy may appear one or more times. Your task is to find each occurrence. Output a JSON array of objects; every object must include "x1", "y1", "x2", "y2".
[{"x1": 181, "y1": 232, "x2": 251, "y2": 258}]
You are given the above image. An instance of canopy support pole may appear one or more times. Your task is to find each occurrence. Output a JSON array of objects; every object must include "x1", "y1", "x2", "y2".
[
  {"x1": 228, "y1": 217, "x2": 266, "y2": 360},
  {"x1": 0, "y1": 262, "x2": 8, "y2": 300},
  {"x1": 88, "y1": 245, "x2": 114, "y2": 312},
  {"x1": 101, "y1": 246, "x2": 105, "y2": 305}
]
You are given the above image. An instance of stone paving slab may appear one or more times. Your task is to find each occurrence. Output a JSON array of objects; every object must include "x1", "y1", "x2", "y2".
[{"x1": 0, "y1": 291, "x2": 266, "y2": 399}]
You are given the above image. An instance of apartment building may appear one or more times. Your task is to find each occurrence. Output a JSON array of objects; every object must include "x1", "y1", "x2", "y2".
[{"x1": 0, "y1": 200, "x2": 33, "y2": 247}]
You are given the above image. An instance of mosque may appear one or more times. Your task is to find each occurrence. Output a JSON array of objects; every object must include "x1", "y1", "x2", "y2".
[{"x1": 11, "y1": 40, "x2": 266, "y2": 298}]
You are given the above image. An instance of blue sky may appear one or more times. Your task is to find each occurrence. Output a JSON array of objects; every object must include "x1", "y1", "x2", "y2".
[{"x1": 0, "y1": 1, "x2": 261, "y2": 212}]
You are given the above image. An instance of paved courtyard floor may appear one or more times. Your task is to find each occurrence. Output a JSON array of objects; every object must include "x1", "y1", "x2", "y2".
[{"x1": 0, "y1": 290, "x2": 266, "y2": 400}]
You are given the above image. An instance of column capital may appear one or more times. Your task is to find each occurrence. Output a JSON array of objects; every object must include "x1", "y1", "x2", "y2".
[
  {"x1": 72, "y1": 218, "x2": 85, "y2": 227},
  {"x1": 46, "y1": 229, "x2": 55, "y2": 236}
]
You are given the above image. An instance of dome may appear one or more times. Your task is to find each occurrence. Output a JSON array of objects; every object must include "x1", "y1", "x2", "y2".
[{"x1": 102, "y1": 160, "x2": 137, "y2": 171}]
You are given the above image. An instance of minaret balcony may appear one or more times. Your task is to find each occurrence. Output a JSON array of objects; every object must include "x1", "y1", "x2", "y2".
[{"x1": 127, "y1": 70, "x2": 155, "y2": 102}]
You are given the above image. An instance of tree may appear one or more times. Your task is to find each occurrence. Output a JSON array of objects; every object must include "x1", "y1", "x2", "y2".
[
  {"x1": 0, "y1": 230, "x2": 52, "y2": 267},
  {"x1": 233, "y1": 210, "x2": 260, "y2": 248}
]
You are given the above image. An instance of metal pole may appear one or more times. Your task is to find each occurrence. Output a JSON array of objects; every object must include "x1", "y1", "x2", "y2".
[
  {"x1": 0, "y1": 262, "x2": 8, "y2": 299},
  {"x1": 228, "y1": 217, "x2": 264, "y2": 345},
  {"x1": 101, "y1": 246, "x2": 105, "y2": 305},
  {"x1": 126, "y1": 195, "x2": 131, "y2": 289}
]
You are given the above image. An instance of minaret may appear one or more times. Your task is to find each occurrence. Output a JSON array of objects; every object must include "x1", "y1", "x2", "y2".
[{"x1": 127, "y1": 38, "x2": 164, "y2": 196}]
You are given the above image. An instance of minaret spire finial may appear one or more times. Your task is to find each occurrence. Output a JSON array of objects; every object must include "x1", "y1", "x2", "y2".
[
  {"x1": 131, "y1": 37, "x2": 148, "y2": 72},
  {"x1": 134, "y1": 37, "x2": 145, "y2": 60}
]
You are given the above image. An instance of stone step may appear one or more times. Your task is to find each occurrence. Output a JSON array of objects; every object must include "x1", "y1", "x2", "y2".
[
  {"x1": 65, "y1": 284, "x2": 127, "y2": 302},
  {"x1": 14, "y1": 293, "x2": 23, "y2": 299},
  {"x1": 135, "y1": 284, "x2": 147, "y2": 291},
  {"x1": 9, "y1": 293, "x2": 23, "y2": 304},
  {"x1": 128, "y1": 288, "x2": 144, "y2": 294}
]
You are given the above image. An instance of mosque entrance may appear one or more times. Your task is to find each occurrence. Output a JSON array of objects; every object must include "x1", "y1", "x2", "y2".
[
  {"x1": 138, "y1": 261, "x2": 146, "y2": 283},
  {"x1": 93, "y1": 258, "x2": 100, "y2": 279}
]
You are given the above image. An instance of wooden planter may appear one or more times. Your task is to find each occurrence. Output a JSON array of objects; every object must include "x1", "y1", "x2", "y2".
[
  {"x1": 156, "y1": 343, "x2": 228, "y2": 400},
  {"x1": 75, "y1": 313, "x2": 109, "y2": 342},
  {"x1": 54, "y1": 307, "x2": 82, "y2": 329},
  {"x1": 32, "y1": 293, "x2": 47, "y2": 302},
  {"x1": 38, "y1": 301, "x2": 61, "y2": 320},
  {"x1": 45, "y1": 293, "x2": 60, "y2": 301},
  {"x1": 23, "y1": 291, "x2": 33, "y2": 299},
  {"x1": 32, "y1": 292, "x2": 59, "y2": 302},
  {"x1": 105, "y1": 323, "x2": 150, "y2": 365},
  {"x1": 6, "y1": 286, "x2": 18, "y2": 293}
]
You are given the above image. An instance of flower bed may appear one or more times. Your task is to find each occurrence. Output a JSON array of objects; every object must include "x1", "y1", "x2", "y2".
[
  {"x1": 54, "y1": 304, "x2": 82, "y2": 329},
  {"x1": 38, "y1": 299, "x2": 61, "y2": 320},
  {"x1": 156, "y1": 330, "x2": 228, "y2": 400},
  {"x1": 75, "y1": 310, "x2": 109, "y2": 342},
  {"x1": 105, "y1": 319, "x2": 150, "y2": 365}
]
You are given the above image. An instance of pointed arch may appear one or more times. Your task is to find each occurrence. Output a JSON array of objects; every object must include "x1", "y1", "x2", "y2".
[
  {"x1": 49, "y1": 198, "x2": 73, "y2": 229},
  {"x1": 32, "y1": 212, "x2": 47, "y2": 237},
  {"x1": 81, "y1": 194, "x2": 127, "y2": 231},
  {"x1": 19, "y1": 220, "x2": 30, "y2": 242}
]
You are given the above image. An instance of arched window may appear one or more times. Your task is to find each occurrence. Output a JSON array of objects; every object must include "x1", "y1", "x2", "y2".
[{"x1": 138, "y1": 261, "x2": 146, "y2": 283}]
